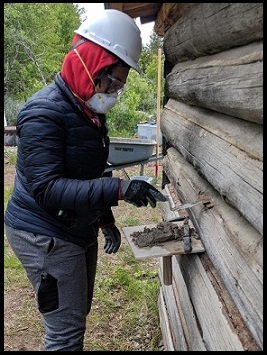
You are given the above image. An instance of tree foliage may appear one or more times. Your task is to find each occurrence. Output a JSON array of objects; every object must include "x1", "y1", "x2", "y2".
[
  {"x1": 4, "y1": 3, "x2": 80, "y2": 101},
  {"x1": 4, "y1": 3, "x2": 164, "y2": 136},
  {"x1": 107, "y1": 33, "x2": 164, "y2": 137}
]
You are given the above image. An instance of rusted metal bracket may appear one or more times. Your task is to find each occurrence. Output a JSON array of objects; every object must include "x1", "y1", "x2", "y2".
[{"x1": 183, "y1": 217, "x2": 192, "y2": 253}]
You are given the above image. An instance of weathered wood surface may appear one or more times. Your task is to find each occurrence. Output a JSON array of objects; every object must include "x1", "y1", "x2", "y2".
[
  {"x1": 174, "y1": 254, "x2": 259, "y2": 351},
  {"x1": 162, "y1": 256, "x2": 172, "y2": 286},
  {"x1": 162, "y1": 148, "x2": 263, "y2": 349},
  {"x1": 158, "y1": 187, "x2": 261, "y2": 351},
  {"x1": 161, "y1": 99, "x2": 263, "y2": 235},
  {"x1": 122, "y1": 224, "x2": 205, "y2": 259},
  {"x1": 159, "y1": 257, "x2": 207, "y2": 351},
  {"x1": 165, "y1": 41, "x2": 263, "y2": 125},
  {"x1": 159, "y1": 254, "x2": 250, "y2": 350},
  {"x1": 164, "y1": 3, "x2": 263, "y2": 64},
  {"x1": 4, "y1": 126, "x2": 17, "y2": 134},
  {"x1": 159, "y1": 186, "x2": 181, "y2": 222},
  {"x1": 158, "y1": 266, "x2": 189, "y2": 351},
  {"x1": 158, "y1": 290, "x2": 175, "y2": 351},
  {"x1": 154, "y1": 3, "x2": 195, "y2": 36}
]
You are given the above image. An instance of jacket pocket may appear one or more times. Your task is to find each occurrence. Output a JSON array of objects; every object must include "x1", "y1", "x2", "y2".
[{"x1": 38, "y1": 273, "x2": 59, "y2": 313}]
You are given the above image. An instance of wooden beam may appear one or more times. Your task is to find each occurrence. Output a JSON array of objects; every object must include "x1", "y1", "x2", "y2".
[{"x1": 162, "y1": 255, "x2": 172, "y2": 285}]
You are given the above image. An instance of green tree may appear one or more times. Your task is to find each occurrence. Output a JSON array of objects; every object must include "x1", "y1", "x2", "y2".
[
  {"x1": 4, "y1": 3, "x2": 80, "y2": 101},
  {"x1": 107, "y1": 31, "x2": 164, "y2": 137},
  {"x1": 4, "y1": 5, "x2": 164, "y2": 134}
]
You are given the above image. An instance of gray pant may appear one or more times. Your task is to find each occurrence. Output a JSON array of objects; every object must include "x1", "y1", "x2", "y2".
[{"x1": 5, "y1": 225, "x2": 98, "y2": 351}]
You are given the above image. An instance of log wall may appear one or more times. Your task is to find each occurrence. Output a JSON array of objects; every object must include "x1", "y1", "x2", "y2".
[{"x1": 156, "y1": 2, "x2": 263, "y2": 351}]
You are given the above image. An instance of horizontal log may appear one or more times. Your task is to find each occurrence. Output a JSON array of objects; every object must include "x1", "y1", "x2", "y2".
[
  {"x1": 166, "y1": 41, "x2": 263, "y2": 124},
  {"x1": 161, "y1": 99, "x2": 263, "y2": 235},
  {"x1": 162, "y1": 148, "x2": 263, "y2": 348},
  {"x1": 164, "y1": 3, "x2": 263, "y2": 64},
  {"x1": 154, "y1": 3, "x2": 195, "y2": 36}
]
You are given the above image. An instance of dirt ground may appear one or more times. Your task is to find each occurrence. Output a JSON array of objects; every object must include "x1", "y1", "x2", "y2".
[
  {"x1": 4, "y1": 162, "x2": 15, "y2": 189},
  {"x1": 4, "y1": 148, "x2": 165, "y2": 351}
]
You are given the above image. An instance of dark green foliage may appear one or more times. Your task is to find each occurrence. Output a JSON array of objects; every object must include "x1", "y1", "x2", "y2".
[
  {"x1": 4, "y1": 4, "x2": 164, "y2": 137},
  {"x1": 4, "y1": 3, "x2": 80, "y2": 100}
]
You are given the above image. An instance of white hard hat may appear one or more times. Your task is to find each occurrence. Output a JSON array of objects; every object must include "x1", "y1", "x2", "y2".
[{"x1": 75, "y1": 9, "x2": 142, "y2": 73}]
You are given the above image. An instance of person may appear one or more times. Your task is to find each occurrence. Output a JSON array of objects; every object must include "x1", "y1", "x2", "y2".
[{"x1": 4, "y1": 9, "x2": 166, "y2": 351}]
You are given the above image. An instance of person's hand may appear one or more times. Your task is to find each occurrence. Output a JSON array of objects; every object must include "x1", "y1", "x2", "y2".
[
  {"x1": 120, "y1": 179, "x2": 167, "y2": 208},
  {"x1": 101, "y1": 224, "x2": 121, "y2": 254}
]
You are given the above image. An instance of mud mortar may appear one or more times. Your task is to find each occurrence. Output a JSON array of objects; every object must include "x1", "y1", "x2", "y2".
[{"x1": 130, "y1": 222, "x2": 198, "y2": 248}]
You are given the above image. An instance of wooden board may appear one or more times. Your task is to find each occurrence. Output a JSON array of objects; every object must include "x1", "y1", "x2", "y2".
[{"x1": 122, "y1": 223, "x2": 205, "y2": 260}]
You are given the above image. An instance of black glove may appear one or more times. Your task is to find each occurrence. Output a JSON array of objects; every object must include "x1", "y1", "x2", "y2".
[
  {"x1": 99, "y1": 207, "x2": 115, "y2": 227},
  {"x1": 101, "y1": 224, "x2": 121, "y2": 254},
  {"x1": 120, "y1": 179, "x2": 167, "y2": 208}
]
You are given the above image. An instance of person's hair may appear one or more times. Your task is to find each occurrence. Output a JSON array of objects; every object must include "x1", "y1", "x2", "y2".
[
  {"x1": 105, "y1": 59, "x2": 130, "y2": 74},
  {"x1": 116, "y1": 60, "x2": 131, "y2": 69}
]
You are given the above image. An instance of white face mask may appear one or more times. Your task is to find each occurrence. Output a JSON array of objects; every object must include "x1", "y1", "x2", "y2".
[{"x1": 85, "y1": 93, "x2": 118, "y2": 114}]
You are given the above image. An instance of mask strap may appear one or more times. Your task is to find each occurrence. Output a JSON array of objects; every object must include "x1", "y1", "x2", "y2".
[
  {"x1": 69, "y1": 38, "x2": 88, "y2": 51},
  {"x1": 74, "y1": 48, "x2": 95, "y2": 88},
  {"x1": 70, "y1": 90, "x2": 84, "y2": 103}
]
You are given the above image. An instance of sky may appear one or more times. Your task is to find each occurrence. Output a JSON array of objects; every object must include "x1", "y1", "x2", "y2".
[{"x1": 74, "y1": 3, "x2": 155, "y2": 45}]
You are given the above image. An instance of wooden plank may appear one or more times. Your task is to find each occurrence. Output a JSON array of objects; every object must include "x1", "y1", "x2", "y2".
[
  {"x1": 122, "y1": 224, "x2": 205, "y2": 260},
  {"x1": 170, "y1": 257, "x2": 207, "y2": 351},
  {"x1": 162, "y1": 256, "x2": 172, "y2": 285},
  {"x1": 158, "y1": 261, "x2": 188, "y2": 351},
  {"x1": 158, "y1": 289, "x2": 175, "y2": 351},
  {"x1": 107, "y1": 3, "x2": 161, "y2": 21},
  {"x1": 162, "y1": 149, "x2": 263, "y2": 348},
  {"x1": 198, "y1": 253, "x2": 261, "y2": 351},
  {"x1": 166, "y1": 42, "x2": 263, "y2": 124},
  {"x1": 164, "y1": 3, "x2": 263, "y2": 64},
  {"x1": 161, "y1": 100, "x2": 263, "y2": 235},
  {"x1": 159, "y1": 184, "x2": 184, "y2": 222},
  {"x1": 4, "y1": 126, "x2": 17, "y2": 134}
]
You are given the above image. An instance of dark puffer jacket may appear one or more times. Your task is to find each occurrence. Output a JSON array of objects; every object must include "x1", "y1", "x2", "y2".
[{"x1": 4, "y1": 73, "x2": 120, "y2": 248}]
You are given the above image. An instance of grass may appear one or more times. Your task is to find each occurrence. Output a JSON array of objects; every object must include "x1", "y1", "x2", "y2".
[
  {"x1": 4, "y1": 147, "x2": 164, "y2": 351},
  {"x1": 4, "y1": 147, "x2": 17, "y2": 165}
]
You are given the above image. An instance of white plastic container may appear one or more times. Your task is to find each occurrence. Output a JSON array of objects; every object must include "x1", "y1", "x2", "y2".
[
  {"x1": 137, "y1": 123, "x2": 162, "y2": 145},
  {"x1": 130, "y1": 175, "x2": 153, "y2": 184}
]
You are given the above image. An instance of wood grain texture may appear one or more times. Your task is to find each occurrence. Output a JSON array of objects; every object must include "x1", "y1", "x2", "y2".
[
  {"x1": 164, "y1": 3, "x2": 263, "y2": 64},
  {"x1": 158, "y1": 290, "x2": 175, "y2": 351},
  {"x1": 161, "y1": 99, "x2": 263, "y2": 235},
  {"x1": 165, "y1": 41, "x2": 263, "y2": 124},
  {"x1": 154, "y1": 3, "x2": 195, "y2": 36},
  {"x1": 165, "y1": 257, "x2": 207, "y2": 351},
  {"x1": 162, "y1": 148, "x2": 263, "y2": 348},
  {"x1": 174, "y1": 254, "x2": 248, "y2": 351}
]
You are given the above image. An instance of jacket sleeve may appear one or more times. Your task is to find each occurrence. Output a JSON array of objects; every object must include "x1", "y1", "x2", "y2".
[{"x1": 99, "y1": 207, "x2": 115, "y2": 228}]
